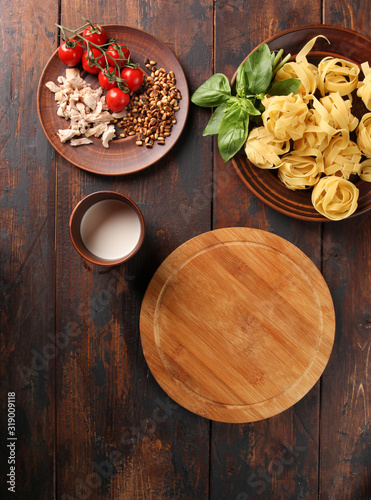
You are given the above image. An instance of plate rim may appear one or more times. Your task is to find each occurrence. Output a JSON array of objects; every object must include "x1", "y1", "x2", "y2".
[{"x1": 37, "y1": 24, "x2": 190, "y2": 176}]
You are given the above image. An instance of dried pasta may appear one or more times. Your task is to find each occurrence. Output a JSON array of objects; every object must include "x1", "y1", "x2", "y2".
[
  {"x1": 244, "y1": 126, "x2": 290, "y2": 169},
  {"x1": 318, "y1": 93, "x2": 358, "y2": 132},
  {"x1": 311, "y1": 176, "x2": 359, "y2": 220},
  {"x1": 274, "y1": 35, "x2": 328, "y2": 99},
  {"x1": 323, "y1": 134, "x2": 361, "y2": 179},
  {"x1": 262, "y1": 93, "x2": 308, "y2": 141},
  {"x1": 293, "y1": 110, "x2": 329, "y2": 152},
  {"x1": 318, "y1": 57, "x2": 359, "y2": 97},
  {"x1": 359, "y1": 159, "x2": 371, "y2": 182},
  {"x1": 244, "y1": 35, "x2": 371, "y2": 220},
  {"x1": 357, "y1": 62, "x2": 371, "y2": 110},
  {"x1": 275, "y1": 60, "x2": 318, "y2": 100},
  {"x1": 356, "y1": 113, "x2": 371, "y2": 157},
  {"x1": 278, "y1": 150, "x2": 324, "y2": 190}
]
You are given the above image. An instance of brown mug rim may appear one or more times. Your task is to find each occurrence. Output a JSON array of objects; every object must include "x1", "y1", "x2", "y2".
[{"x1": 69, "y1": 191, "x2": 145, "y2": 266}]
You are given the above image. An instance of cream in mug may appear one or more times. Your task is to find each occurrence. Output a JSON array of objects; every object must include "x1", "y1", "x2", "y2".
[{"x1": 80, "y1": 199, "x2": 142, "y2": 260}]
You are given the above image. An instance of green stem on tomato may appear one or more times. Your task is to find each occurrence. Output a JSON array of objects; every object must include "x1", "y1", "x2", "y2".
[
  {"x1": 80, "y1": 17, "x2": 105, "y2": 35},
  {"x1": 55, "y1": 22, "x2": 136, "y2": 90}
]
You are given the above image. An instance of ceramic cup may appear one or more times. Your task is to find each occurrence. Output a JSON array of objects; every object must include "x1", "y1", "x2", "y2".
[{"x1": 69, "y1": 191, "x2": 145, "y2": 266}]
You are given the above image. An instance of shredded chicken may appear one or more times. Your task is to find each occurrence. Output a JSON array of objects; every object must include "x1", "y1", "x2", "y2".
[
  {"x1": 45, "y1": 81, "x2": 60, "y2": 93},
  {"x1": 57, "y1": 129, "x2": 80, "y2": 143},
  {"x1": 85, "y1": 123, "x2": 111, "y2": 138},
  {"x1": 70, "y1": 138, "x2": 94, "y2": 147},
  {"x1": 102, "y1": 124, "x2": 116, "y2": 149},
  {"x1": 111, "y1": 109, "x2": 128, "y2": 119},
  {"x1": 46, "y1": 68, "x2": 116, "y2": 148}
]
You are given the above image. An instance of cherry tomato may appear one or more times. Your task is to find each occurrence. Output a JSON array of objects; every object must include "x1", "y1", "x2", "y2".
[
  {"x1": 82, "y1": 47, "x2": 105, "y2": 74},
  {"x1": 106, "y1": 43, "x2": 131, "y2": 68},
  {"x1": 98, "y1": 67, "x2": 118, "y2": 90},
  {"x1": 120, "y1": 67, "x2": 144, "y2": 92},
  {"x1": 58, "y1": 40, "x2": 83, "y2": 66},
  {"x1": 106, "y1": 88, "x2": 130, "y2": 113},
  {"x1": 82, "y1": 24, "x2": 107, "y2": 46}
]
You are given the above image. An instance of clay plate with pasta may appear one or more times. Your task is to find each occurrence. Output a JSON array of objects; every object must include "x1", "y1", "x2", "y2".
[{"x1": 231, "y1": 25, "x2": 371, "y2": 221}]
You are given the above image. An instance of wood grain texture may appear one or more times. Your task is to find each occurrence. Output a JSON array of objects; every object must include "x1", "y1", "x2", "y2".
[
  {"x1": 319, "y1": 217, "x2": 371, "y2": 500},
  {"x1": 211, "y1": 0, "x2": 325, "y2": 498},
  {"x1": 0, "y1": 0, "x2": 57, "y2": 498},
  {"x1": 1, "y1": 0, "x2": 370, "y2": 498},
  {"x1": 320, "y1": 6, "x2": 371, "y2": 500},
  {"x1": 140, "y1": 228, "x2": 335, "y2": 423},
  {"x1": 321, "y1": 5, "x2": 371, "y2": 500},
  {"x1": 55, "y1": 1, "x2": 213, "y2": 499}
]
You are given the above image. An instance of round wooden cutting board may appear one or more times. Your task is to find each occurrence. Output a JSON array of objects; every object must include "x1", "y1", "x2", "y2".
[{"x1": 140, "y1": 228, "x2": 335, "y2": 423}]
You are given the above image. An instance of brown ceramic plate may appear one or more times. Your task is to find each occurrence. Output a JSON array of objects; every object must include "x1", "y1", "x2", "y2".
[
  {"x1": 37, "y1": 25, "x2": 189, "y2": 175},
  {"x1": 231, "y1": 25, "x2": 371, "y2": 221}
]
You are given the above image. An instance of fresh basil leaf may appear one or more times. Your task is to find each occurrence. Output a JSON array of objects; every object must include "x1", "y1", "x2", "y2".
[
  {"x1": 268, "y1": 78, "x2": 301, "y2": 96},
  {"x1": 202, "y1": 103, "x2": 228, "y2": 136},
  {"x1": 244, "y1": 43, "x2": 273, "y2": 94},
  {"x1": 239, "y1": 98, "x2": 261, "y2": 116},
  {"x1": 218, "y1": 103, "x2": 249, "y2": 163},
  {"x1": 191, "y1": 73, "x2": 231, "y2": 107}
]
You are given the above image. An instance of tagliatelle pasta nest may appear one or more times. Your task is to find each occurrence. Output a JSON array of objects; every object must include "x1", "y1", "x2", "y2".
[
  {"x1": 318, "y1": 57, "x2": 359, "y2": 97},
  {"x1": 244, "y1": 126, "x2": 290, "y2": 169},
  {"x1": 359, "y1": 159, "x2": 371, "y2": 182},
  {"x1": 323, "y1": 134, "x2": 361, "y2": 179},
  {"x1": 357, "y1": 62, "x2": 371, "y2": 110},
  {"x1": 244, "y1": 35, "x2": 371, "y2": 220},
  {"x1": 293, "y1": 110, "x2": 329, "y2": 152},
  {"x1": 275, "y1": 62, "x2": 318, "y2": 100},
  {"x1": 311, "y1": 176, "x2": 359, "y2": 220},
  {"x1": 262, "y1": 93, "x2": 308, "y2": 141},
  {"x1": 356, "y1": 113, "x2": 371, "y2": 157},
  {"x1": 316, "y1": 93, "x2": 358, "y2": 132},
  {"x1": 275, "y1": 35, "x2": 325, "y2": 99},
  {"x1": 278, "y1": 150, "x2": 324, "y2": 190}
]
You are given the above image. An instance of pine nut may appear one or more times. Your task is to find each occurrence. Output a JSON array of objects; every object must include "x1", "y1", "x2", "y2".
[{"x1": 117, "y1": 57, "x2": 182, "y2": 147}]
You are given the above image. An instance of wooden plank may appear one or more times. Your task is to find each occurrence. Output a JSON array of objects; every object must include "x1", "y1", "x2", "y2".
[
  {"x1": 321, "y1": 5, "x2": 371, "y2": 499},
  {"x1": 0, "y1": 0, "x2": 58, "y2": 498},
  {"x1": 55, "y1": 2, "x2": 213, "y2": 498},
  {"x1": 320, "y1": 216, "x2": 371, "y2": 500},
  {"x1": 211, "y1": 1, "x2": 324, "y2": 498}
]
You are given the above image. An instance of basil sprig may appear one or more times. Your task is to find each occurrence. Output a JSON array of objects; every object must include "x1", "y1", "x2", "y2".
[{"x1": 191, "y1": 44, "x2": 301, "y2": 162}]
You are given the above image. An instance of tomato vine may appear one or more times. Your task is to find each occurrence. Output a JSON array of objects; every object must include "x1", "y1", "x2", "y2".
[{"x1": 56, "y1": 19, "x2": 141, "y2": 93}]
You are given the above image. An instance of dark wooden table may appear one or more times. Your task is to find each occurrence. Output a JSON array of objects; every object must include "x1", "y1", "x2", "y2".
[{"x1": 1, "y1": 0, "x2": 370, "y2": 499}]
